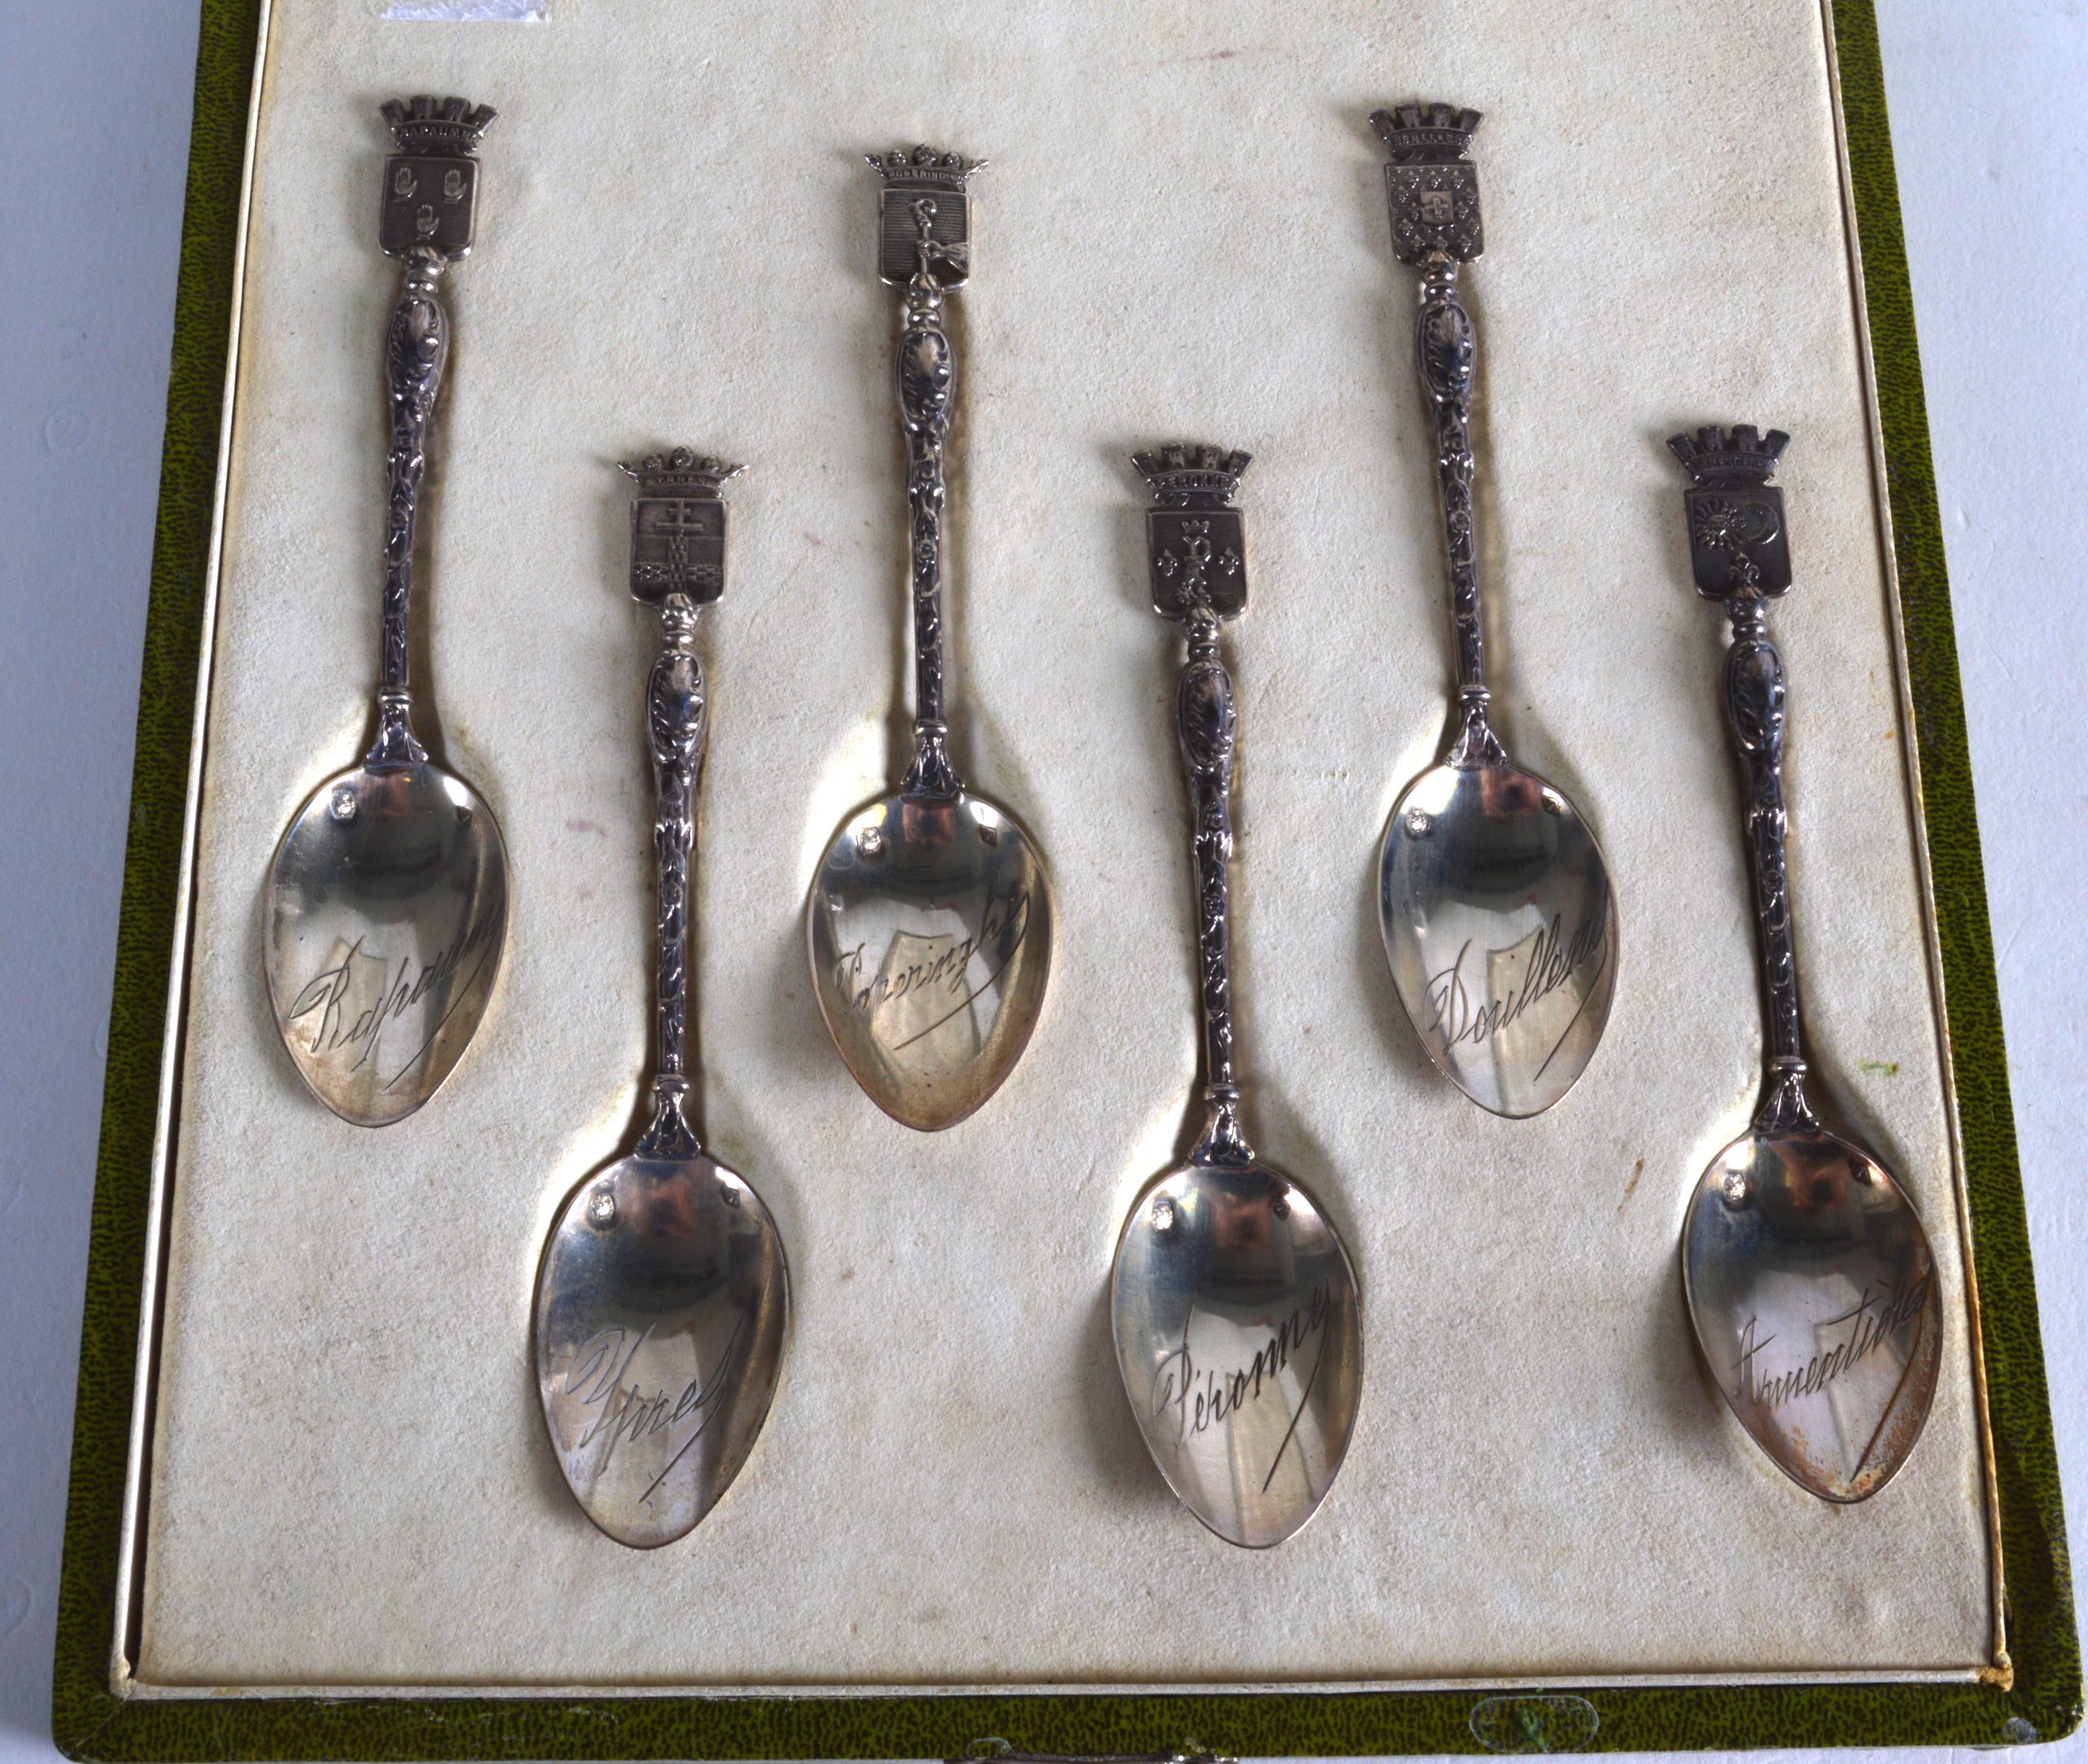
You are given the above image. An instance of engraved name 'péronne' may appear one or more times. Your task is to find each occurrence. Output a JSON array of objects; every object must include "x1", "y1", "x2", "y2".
[
  {"x1": 1734, "y1": 1272, "x2": 1932, "y2": 1413},
  {"x1": 1423, "y1": 908, "x2": 1607, "y2": 1053},
  {"x1": 561, "y1": 1319, "x2": 746, "y2": 1504},
  {"x1": 1151, "y1": 1280, "x2": 1332, "y2": 1492},
  {"x1": 285, "y1": 907, "x2": 501, "y2": 1085},
  {"x1": 831, "y1": 890, "x2": 1031, "y2": 1024}
]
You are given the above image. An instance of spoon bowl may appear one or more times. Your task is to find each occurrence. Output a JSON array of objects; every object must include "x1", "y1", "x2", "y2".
[
  {"x1": 1112, "y1": 1159, "x2": 1363, "y2": 1548},
  {"x1": 536, "y1": 1150, "x2": 789, "y2": 1547},
  {"x1": 264, "y1": 759, "x2": 508, "y2": 1124},
  {"x1": 808, "y1": 787, "x2": 1053, "y2": 1131},
  {"x1": 1682, "y1": 1125, "x2": 1940, "y2": 1502},
  {"x1": 1378, "y1": 757, "x2": 1616, "y2": 1117}
]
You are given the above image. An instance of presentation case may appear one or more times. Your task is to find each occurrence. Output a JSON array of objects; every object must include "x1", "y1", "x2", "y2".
[{"x1": 53, "y1": 0, "x2": 2079, "y2": 1754}]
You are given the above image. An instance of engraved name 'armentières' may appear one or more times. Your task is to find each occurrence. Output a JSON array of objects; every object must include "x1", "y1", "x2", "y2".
[
  {"x1": 1423, "y1": 906, "x2": 1608, "y2": 1053},
  {"x1": 284, "y1": 908, "x2": 502, "y2": 1088},
  {"x1": 1733, "y1": 1271, "x2": 1933, "y2": 1413},
  {"x1": 831, "y1": 889, "x2": 1031, "y2": 1023},
  {"x1": 1150, "y1": 1280, "x2": 1332, "y2": 1491}
]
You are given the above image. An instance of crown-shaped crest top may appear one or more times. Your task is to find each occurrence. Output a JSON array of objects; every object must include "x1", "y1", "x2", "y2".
[
  {"x1": 1668, "y1": 424, "x2": 1790, "y2": 487},
  {"x1": 1372, "y1": 102, "x2": 1483, "y2": 165},
  {"x1": 1133, "y1": 443, "x2": 1253, "y2": 507},
  {"x1": 381, "y1": 95, "x2": 497, "y2": 158},
  {"x1": 618, "y1": 448, "x2": 745, "y2": 498},
  {"x1": 867, "y1": 144, "x2": 983, "y2": 189}
]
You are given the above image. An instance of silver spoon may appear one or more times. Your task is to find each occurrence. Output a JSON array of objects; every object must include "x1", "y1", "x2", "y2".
[
  {"x1": 1370, "y1": 104, "x2": 1618, "y2": 1118},
  {"x1": 806, "y1": 147, "x2": 1055, "y2": 1132},
  {"x1": 1670, "y1": 425, "x2": 1941, "y2": 1502},
  {"x1": 263, "y1": 97, "x2": 510, "y2": 1125},
  {"x1": 534, "y1": 453, "x2": 788, "y2": 1548},
  {"x1": 1110, "y1": 447, "x2": 1363, "y2": 1549}
]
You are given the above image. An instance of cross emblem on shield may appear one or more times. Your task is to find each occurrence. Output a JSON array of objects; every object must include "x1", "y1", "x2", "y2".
[{"x1": 631, "y1": 497, "x2": 726, "y2": 604}]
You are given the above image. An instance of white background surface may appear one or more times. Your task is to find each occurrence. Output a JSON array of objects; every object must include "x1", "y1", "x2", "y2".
[{"x1": 0, "y1": 0, "x2": 2077, "y2": 1756}]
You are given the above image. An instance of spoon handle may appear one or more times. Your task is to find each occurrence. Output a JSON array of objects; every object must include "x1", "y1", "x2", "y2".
[
  {"x1": 618, "y1": 449, "x2": 743, "y2": 1160},
  {"x1": 636, "y1": 599, "x2": 710, "y2": 1158},
  {"x1": 871, "y1": 148, "x2": 981, "y2": 799},
  {"x1": 1668, "y1": 425, "x2": 1817, "y2": 1132},
  {"x1": 368, "y1": 97, "x2": 494, "y2": 769},
  {"x1": 1135, "y1": 445, "x2": 1259, "y2": 1166},
  {"x1": 1372, "y1": 104, "x2": 1502, "y2": 769},
  {"x1": 1177, "y1": 611, "x2": 1255, "y2": 1164}
]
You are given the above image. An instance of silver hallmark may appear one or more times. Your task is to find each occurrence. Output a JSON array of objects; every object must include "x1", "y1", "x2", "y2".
[
  {"x1": 1669, "y1": 427, "x2": 1941, "y2": 1502},
  {"x1": 535, "y1": 454, "x2": 787, "y2": 1549},
  {"x1": 1111, "y1": 448, "x2": 1363, "y2": 1549},
  {"x1": 264, "y1": 95, "x2": 508, "y2": 1127}
]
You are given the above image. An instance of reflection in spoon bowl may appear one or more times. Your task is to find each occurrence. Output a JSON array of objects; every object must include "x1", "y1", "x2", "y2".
[
  {"x1": 1683, "y1": 1128, "x2": 1940, "y2": 1503},
  {"x1": 1113, "y1": 1162, "x2": 1363, "y2": 1549},
  {"x1": 1379, "y1": 759, "x2": 1616, "y2": 1118},
  {"x1": 807, "y1": 789, "x2": 1053, "y2": 1132},
  {"x1": 537, "y1": 1152, "x2": 789, "y2": 1548},
  {"x1": 264, "y1": 760, "x2": 508, "y2": 1125}
]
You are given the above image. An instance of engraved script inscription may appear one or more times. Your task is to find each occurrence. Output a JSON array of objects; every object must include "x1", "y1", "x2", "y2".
[
  {"x1": 283, "y1": 909, "x2": 503, "y2": 1092},
  {"x1": 1150, "y1": 1282, "x2": 1332, "y2": 1493},
  {"x1": 829, "y1": 889, "x2": 1032, "y2": 1051},
  {"x1": 1421, "y1": 909, "x2": 1609, "y2": 1065},
  {"x1": 1732, "y1": 1272, "x2": 1933, "y2": 1413},
  {"x1": 561, "y1": 1319, "x2": 747, "y2": 1507}
]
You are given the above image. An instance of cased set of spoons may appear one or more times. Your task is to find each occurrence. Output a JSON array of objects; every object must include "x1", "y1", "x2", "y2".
[{"x1": 257, "y1": 94, "x2": 1945, "y2": 1549}]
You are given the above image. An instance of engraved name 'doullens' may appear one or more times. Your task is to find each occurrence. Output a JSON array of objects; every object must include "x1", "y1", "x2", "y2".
[
  {"x1": 1732, "y1": 1270, "x2": 1933, "y2": 1414},
  {"x1": 561, "y1": 1318, "x2": 747, "y2": 1505},
  {"x1": 1422, "y1": 905, "x2": 1608, "y2": 1055},
  {"x1": 284, "y1": 907, "x2": 502, "y2": 1087},
  {"x1": 1150, "y1": 1279, "x2": 1332, "y2": 1492},
  {"x1": 831, "y1": 889, "x2": 1032, "y2": 1040}
]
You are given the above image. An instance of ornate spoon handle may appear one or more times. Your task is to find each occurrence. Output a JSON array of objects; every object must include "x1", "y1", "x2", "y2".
[
  {"x1": 619, "y1": 450, "x2": 743, "y2": 1159},
  {"x1": 871, "y1": 146, "x2": 981, "y2": 799},
  {"x1": 1178, "y1": 610, "x2": 1252, "y2": 1164},
  {"x1": 1669, "y1": 424, "x2": 1816, "y2": 1132},
  {"x1": 1372, "y1": 104, "x2": 1503, "y2": 768},
  {"x1": 1135, "y1": 445, "x2": 1257, "y2": 1166},
  {"x1": 638, "y1": 601, "x2": 709, "y2": 1158},
  {"x1": 368, "y1": 95, "x2": 494, "y2": 769}
]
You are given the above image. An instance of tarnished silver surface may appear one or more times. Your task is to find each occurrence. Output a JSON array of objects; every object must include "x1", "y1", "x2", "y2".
[
  {"x1": 536, "y1": 459, "x2": 787, "y2": 1548},
  {"x1": 1683, "y1": 1128, "x2": 1939, "y2": 1504},
  {"x1": 807, "y1": 147, "x2": 1055, "y2": 1130},
  {"x1": 263, "y1": 96, "x2": 508, "y2": 1125},
  {"x1": 808, "y1": 793, "x2": 1052, "y2": 1132},
  {"x1": 1111, "y1": 448, "x2": 1363, "y2": 1549},
  {"x1": 1370, "y1": 104, "x2": 1616, "y2": 1117},
  {"x1": 264, "y1": 763, "x2": 506, "y2": 1125},
  {"x1": 1378, "y1": 763, "x2": 1616, "y2": 1119},
  {"x1": 537, "y1": 1150, "x2": 788, "y2": 1548},
  {"x1": 1670, "y1": 425, "x2": 1941, "y2": 1503}
]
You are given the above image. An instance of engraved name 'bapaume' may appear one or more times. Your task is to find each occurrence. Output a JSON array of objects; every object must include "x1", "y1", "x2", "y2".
[
  {"x1": 1734, "y1": 1272, "x2": 1932, "y2": 1413},
  {"x1": 1423, "y1": 908, "x2": 1607, "y2": 1052},
  {"x1": 831, "y1": 890, "x2": 1031, "y2": 1023},
  {"x1": 1151, "y1": 1279, "x2": 1332, "y2": 1484},
  {"x1": 562, "y1": 1319, "x2": 746, "y2": 1503},
  {"x1": 285, "y1": 909, "x2": 501, "y2": 1083}
]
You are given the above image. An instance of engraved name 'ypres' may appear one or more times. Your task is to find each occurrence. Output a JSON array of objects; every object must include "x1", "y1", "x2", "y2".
[
  {"x1": 1423, "y1": 908, "x2": 1608, "y2": 1054},
  {"x1": 831, "y1": 889, "x2": 1031, "y2": 1034},
  {"x1": 1733, "y1": 1271, "x2": 1932, "y2": 1414},
  {"x1": 562, "y1": 1318, "x2": 747, "y2": 1505},
  {"x1": 1151, "y1": 1280, "x2": 1332, "y2": 1494},
  {"x1": 284, "y1": 906, "x2": 501, "y2": 1088}
]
